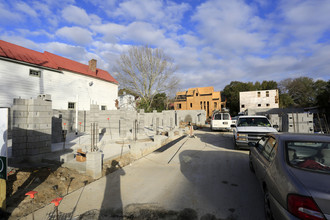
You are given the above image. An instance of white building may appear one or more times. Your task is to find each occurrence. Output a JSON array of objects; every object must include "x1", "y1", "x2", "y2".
[
  {"x1": 118, "y1": 93, "x2": 136, "y2": 111},
  {"x1": 0, "y1": 40, "x2": 118, "y2": 110},
  {"x1": 240, "y1": 89, "x2": 279, "y2": 113}
]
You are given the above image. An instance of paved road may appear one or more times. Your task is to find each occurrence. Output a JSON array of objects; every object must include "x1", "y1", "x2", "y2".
[
  {"x1": 97, "y1": 128, "x2": 265, "y2": 219},
  {"x1": 24, "y1": 128, "x2": 265, "y2": 219}
]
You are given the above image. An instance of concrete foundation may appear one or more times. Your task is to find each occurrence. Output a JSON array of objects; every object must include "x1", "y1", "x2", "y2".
[{"x1": 86, "y1": 151, "x2": 102, "y2": 179}]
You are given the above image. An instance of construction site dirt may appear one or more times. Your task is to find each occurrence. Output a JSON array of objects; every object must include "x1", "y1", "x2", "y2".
[{"x1": 3, "y1": 153, "x2": 134, "y2": 220}]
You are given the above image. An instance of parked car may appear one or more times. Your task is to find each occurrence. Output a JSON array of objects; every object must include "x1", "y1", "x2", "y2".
[
  {"x1": 231, "y1": 115, "x2": 278, "y2": 149},
  {"x1": 210, "y1": 111, "x2": 232, "y2": 131},
  {"x1": 249, "y1": 133, "x2": 330, "y2": 220}
]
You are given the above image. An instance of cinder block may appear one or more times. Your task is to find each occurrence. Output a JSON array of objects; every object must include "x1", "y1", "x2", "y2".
[
  {"x1": 60, "y1": 153, "x2": 75, "y2": 163},
  {"x1": 12, "y1": 136, "x2": 27, "y2": 144},
  {"x1": 12, "y1": 105, "x2": 28, "y2": 111},
  {"x1": 12, "y1": 117, "x2": 27, "y2": 125},
  {"x1": 13, "y1": 110, "x2": 28, "y2": 118},
  {"x1": 86, "y1": 151, "x2": 102, "y2": 179},
  {"x1": 13, "y1": 98, "x2": 28, "y2": 105}
]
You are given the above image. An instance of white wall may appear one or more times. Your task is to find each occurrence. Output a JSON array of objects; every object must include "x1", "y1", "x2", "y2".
[
  {"x1": 240, "y1": 89, "x2": 279, "y2": 112},
  {"x1": 0, "y1": 59, "x2": 118, "y2": 110},
  {"x1": 118, "y1": 94, "x2": 136, "y2": 110}
]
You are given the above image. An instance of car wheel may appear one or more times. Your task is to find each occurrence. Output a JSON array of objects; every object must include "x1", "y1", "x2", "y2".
[{"x1": 264, "y1": 189, "x2": 274, "y2": 220}]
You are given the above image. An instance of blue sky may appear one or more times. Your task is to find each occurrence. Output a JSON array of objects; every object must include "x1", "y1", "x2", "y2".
[{"x1": 1, "y1": 0, "x2": 330, "y2": 92}]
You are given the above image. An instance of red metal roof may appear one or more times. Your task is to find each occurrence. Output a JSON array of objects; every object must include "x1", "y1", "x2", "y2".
[{"x1": 0, "y1": 40, "x2": 118, "y2": 84}]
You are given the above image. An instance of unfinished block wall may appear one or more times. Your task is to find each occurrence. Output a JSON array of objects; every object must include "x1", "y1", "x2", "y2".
[
  {"x1": 51, "y1": 107, "x2": 206, "y2": 142},
  {"x1": 11, "y1": 95, "x2": 52, "y2": 157}
]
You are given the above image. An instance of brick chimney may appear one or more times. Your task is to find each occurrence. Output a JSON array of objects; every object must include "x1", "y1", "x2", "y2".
[{"x1": 88, "y1": 59, "x2": 97, "y2": 72}]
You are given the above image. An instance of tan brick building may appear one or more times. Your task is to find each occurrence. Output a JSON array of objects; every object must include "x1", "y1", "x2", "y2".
[{"x1": 174, "y1": 86, "x2": 226, "y2": 117}]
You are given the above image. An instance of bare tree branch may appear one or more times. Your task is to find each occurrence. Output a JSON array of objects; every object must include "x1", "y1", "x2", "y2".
[{"x1": 114, "y1": 45, "x2": 179, "y2": 111}]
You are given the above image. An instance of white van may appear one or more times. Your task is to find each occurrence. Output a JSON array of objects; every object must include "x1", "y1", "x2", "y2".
[{"x1": 210, "y1": 111, "x2": 232, "y2": 131}]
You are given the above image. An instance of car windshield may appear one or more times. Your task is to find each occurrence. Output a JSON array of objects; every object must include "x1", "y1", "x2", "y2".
[
  {"x1": 287, "y1": 141, "x2": 330, "y2": 174},
  {"x1": 237, "y1": 118, "x2": 271, "y2": 127}
]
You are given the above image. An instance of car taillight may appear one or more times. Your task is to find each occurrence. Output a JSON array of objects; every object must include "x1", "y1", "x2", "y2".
[{"x1": 287, "y1": 194, "x2": 325, "y2": 220}]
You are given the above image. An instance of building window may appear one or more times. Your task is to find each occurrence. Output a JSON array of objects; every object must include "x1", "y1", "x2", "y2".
[
  {"x1": 241, "y1": 104, "x2": 245, "y2": 108},
  {"x1": 196, "y1": 93, "x2": 199, "y2": 96},
  {"x1": 101, "y1": 105, "x2": 107, "y2": 110},
  {"x1": 200, "y1": 101, "x2": 203, "y2": 109},
  {"x1": 266, "y1": 103, "x2": 270, "y2": 107},
  {"x1": 258, "y1": 104, "x2": 261, "y2": 107},
  {"x1": 214, "y1": 102, "x2": 217, "y2": 108},
  {"x1": 257, "y1": 92, "x2": 261, "y2": 97},
  {"x1": 266, "y1": 91, "x2": 269, "y2": 97},
  {"x1": 29, "y1": 69, "x2": 41, "y2": 77},
  {"x1": 177, "y1": 104, "x2": 181, "y2": 109},
  {"x1": 68, "y1": 102, "x2": 75, "y2": 109},
  {"x1": 190, "y1": 103, "x2": 192, "y2": 108}
]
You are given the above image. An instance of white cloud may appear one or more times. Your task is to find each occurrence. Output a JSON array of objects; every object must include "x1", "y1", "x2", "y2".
[
  {"x1": 91, "y1": 23, "x2": 126, "y2": 43},
  {"x1": 275, "y1": 0, "x2": 330, "y2": 45},
  {"x1": 42, "y1": 42, "x2": 89, "y2": 62},
  {"x1": 192, "y1": 0, "x2": 267, "y2": 57},
  {"x1": 56, "y1": 26, "x2": 93, "y2": 45},
  {"x1": 61, "y1": 5, "x2": 91, "y2": 26},
  {"x1": 0, "y1": 2, "x2": 23, "y2": 23},
  {"x1": 15, "y1": 1, "x2": 38, "y2": 17},
  {"x1": 17, "y1": 28, "x2": 54, "y2": 39},
  {"x1": 110, "y1": 0, "x2": 190, "y2": 30},
  {"x1": 0, "y1": 34, "x2": 40, "y2": 51},
  {"x1": 125, "y1": 22, "x2": 166, "y2": 45}
]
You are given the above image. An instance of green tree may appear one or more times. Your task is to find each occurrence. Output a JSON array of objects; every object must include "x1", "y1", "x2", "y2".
[
  {"x1": 316, "y1": 80, "x2": 330, "y2": 112},
  {"x1": 279, "y1": 77, "x2": 326, "y2": 107},
  {"x1": 150, "y1": 93, "x2": 167, "y2": 112},
  {"x1": 261, "y1": 80, "x2": 278, "y2": 90},
  {"x1": 279, "y1": 93, "x2": 294, "y2": 108},
  {"x1": 222, "y1": 81, "x2": 256, "y2": 116}
]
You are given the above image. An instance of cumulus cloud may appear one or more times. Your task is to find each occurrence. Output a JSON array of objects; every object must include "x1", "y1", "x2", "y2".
[
  {"x1": 110, "y1": 0, "x2": 190, "y2": 30},
  {"x1": 42, "y1": 41, "x2": 89, "y2": 62},
  {"x1": 2, "y1": 0, "x2": 330, "y2": 92},
  {"x1": 192, "y1": 0, "x2": 267, "y2": 57},
  {"x1": 56, "y1": 26, "x2": 93, "y2": 45},
  {"x1": 15, "y1": 1, "x2": 38, "y2": 17},
  {"x1": 91, "y1": 23, "x2": 126, "y2": 43},
  {"x1": 274, "y1": 0, "x2": 330, "y2": 46},
  {"x1": 0, "y1": 2, "x2": 23, "y2": 23},
  {"x1": 125, "y1": 22, "x2": 166, "y2": 45},
  {"x1": 62, "y1": 5, "x2": 91, "y2": 26}
]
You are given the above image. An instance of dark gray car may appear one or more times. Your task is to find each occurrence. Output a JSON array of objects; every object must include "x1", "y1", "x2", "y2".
[{"x1": 249, "y1": 133, "x2": 330, "y2": 220}]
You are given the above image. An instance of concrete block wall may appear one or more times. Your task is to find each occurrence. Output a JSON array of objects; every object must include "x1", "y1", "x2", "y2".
[
  {"x1": 11, "y1": 95, "x2": 52, "y2": 158},
  {"x1": 176, "y1": 110, "x2": 206, "y2": 126},
  {"x1": 288, "y1": 113, "x2": 314, "y2": 133},
  {"x1": 51, "y1": 107, "x2": 206, "y2": 142},
  {"x1": 269, "y1": 114, "x2": 282, "y2": 131}
]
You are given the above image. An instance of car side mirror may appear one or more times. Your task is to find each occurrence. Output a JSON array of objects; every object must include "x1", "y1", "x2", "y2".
[
  {"x1": 273, "y1": 125, "x2": 279, "y2": 129},
  {"x1": 231, "y1": 124, "x2": 236, "y2": 128}
]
